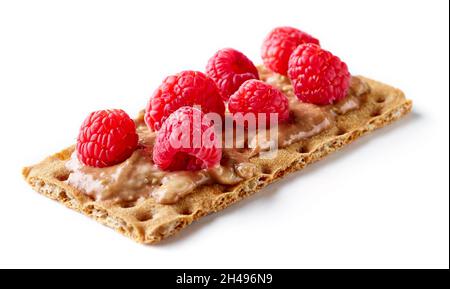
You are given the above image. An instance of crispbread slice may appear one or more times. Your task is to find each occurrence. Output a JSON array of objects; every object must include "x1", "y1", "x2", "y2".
[{"x1": 22, "y1": 76, "x2": 412, "y2": 244}]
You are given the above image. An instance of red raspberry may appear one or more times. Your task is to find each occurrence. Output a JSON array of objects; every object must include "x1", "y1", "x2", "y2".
[
  {"x1": 288, "y1": 43, "x2": 351, "y2": 105},
  {"x1": 206, "y1": 48, "x2": 259, "y2": 101},
  {"x1": 145, "y1": 70, "x2": 225, "y2": 131},
  {"x1": 228, "y1": 79, "x2": 290, "y2": 126},
  {"x1": 261, "y1": 26, "x2": 320, "y2": 76},
  {"x1": 153, "y1": 106, "x2": 222, "y2": 171},
  {"x1": 76, "y1": 109, "x2": 138, "y2": 168}
]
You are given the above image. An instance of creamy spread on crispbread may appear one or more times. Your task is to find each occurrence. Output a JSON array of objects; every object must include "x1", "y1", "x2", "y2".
[{"x1": 66, "y1": 68, "x2": 370, "y2": 205}]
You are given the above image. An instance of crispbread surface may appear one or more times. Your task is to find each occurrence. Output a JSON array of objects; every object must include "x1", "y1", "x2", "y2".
[{"x1": 23, "y1": 76, "x2": 412, "y2": 244}]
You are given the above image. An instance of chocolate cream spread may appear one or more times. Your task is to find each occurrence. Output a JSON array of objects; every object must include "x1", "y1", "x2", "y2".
[{"x1": 66, "y1": 71, "x2": 370, "y2": 205}]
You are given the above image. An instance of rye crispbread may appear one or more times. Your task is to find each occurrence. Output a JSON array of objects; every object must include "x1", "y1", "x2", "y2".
[{"x1": 22, "y1": 74, "x2": 412, "y2": 244}]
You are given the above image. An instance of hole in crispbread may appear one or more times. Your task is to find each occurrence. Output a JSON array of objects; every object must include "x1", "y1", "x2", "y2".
[
  {"x1": 336, "y1": 127, "x2": 347, "y2": 136},
  {"x1": 55, "y1": 173, "x2": 69, "y2": 182},
  {"x1": 262, "y1": 166, "x2": 273, "y2": 174},
  {"x1": 84, "y1": 205, "x2": 94, "y2": 214},
  {"x1": 258, "y1": 175, "x2": 270, "y2": 182},
  {"x1": 177, "y1": 207, "x2": 193, "y2": 215},
  {"x1": 298, "y1": 146, "x2": 310, "y2": 154},
  {"x1": 376, "y1": 96, "x2": 386, "y2": 103},
  {"x1": 119, "y1": 201, "x2": 136, "y2": 208},
  {"x1": 59, "y1": 190, "x2": 69, "y2": 202},
  {"x1": 136, "y1": 211, "x2": 152, "y2": 222},
  {"x1": 371, "y1": 109, "x2": 382, "y2": 117},
  {"x1": 274, "y1": 168, "x2": 288, "y2": 179}
]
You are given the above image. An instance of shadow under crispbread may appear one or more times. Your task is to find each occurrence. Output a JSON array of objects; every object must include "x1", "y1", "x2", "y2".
[{"x1": 22, "y1": 75, "x2": 413, "y2": 244}]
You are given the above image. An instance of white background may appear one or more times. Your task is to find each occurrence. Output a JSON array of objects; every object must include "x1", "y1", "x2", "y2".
[{"x1": 0, "y1": 0, "x2": 448, "y2": 269}]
